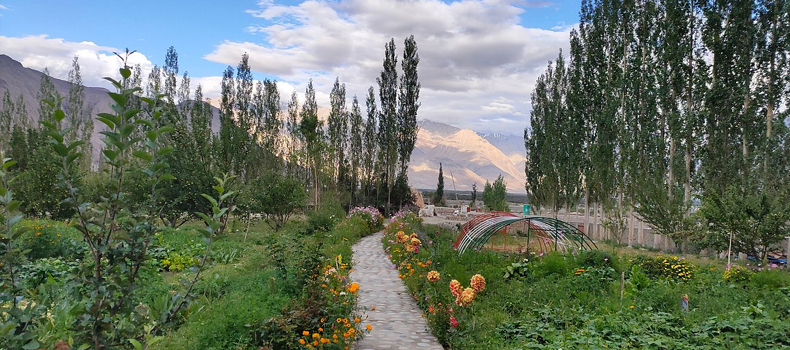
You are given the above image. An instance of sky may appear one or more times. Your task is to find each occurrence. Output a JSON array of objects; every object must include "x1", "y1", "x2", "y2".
[{"x1": 0, "y1": 0, "x2": 579, "y2": 134}]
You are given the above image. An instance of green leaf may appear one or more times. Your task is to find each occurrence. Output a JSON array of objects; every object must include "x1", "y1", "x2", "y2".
[
  {"x1": 102, "y1": 149, "x2": 119, "y2": 161},
  {"x1": 156, "y1": 147, "x2": 174, "y2": 157},
  {"x1": 22, "y1": 340, "x2": 40, "y2": 349},
  {"x1": 109, "y1": 92, "x2": 127, "y2": 107},
  {"x1": 133, "y1": 150, "x2": 153, "y2": 162},
  {"x1": 7, "y1": 200, "x2": 21, "y2": 212},
  {"x1": 120, "y1": 67, "x2": 132, "y2": 79},
  {"x1": 103, "y1": 77, "x2": 122, "y2": 89},
  {"x1": 97, "y1": 114, "x2": 119, "y2": 129},
  {"x1": 200, "y1": 194, "x2": 218, "y2": 208},
  {"x1": 195, "y1": 213, "x2": 211, "y2": 225},
  {"x1": 128, "y1": 339, "x2": 142, "y2": 349},
  {"x1": 220, "y1": 191, "x2": 236, "y2": 201},
  {"x1": 159, "y1": 174, "x2": 175, "y2": 182},
  {"x1": 2, "y1": 160, "x2": 16, "y2": 170},
  {"x1": 146, "y1": 130, "x2": 158, "y2": 142},
  {"x1": 53, "y1": 109, "x2": 66, "y2": 122}
]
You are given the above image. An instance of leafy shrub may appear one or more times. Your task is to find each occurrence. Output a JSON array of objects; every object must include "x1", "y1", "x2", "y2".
[
  {"x1": 161, "y1": 252, "x2": 200, "y2": 272},
  {"x1": 631, "y1": 255, "x2": 694, "y2": 282},
  {"x1": 347, "y1": 206, "x2": 384, "y2": 234},
  {"x1": 17, "y1": 258, "x2": 80, "y2": 288},
  {"x1": 17, "y1": 220, "x2": 86, "y2": 260},
  {"x1": 535, "y1": 252, "x2": 571, "y2": 278},
  {"x1": 573, "y1": 266, "x2": 616, "y2": 292},
  {"x1": 306, "y1": 211, "x2": 339, "y2": 234},
  {"x1": 723, "y1": 265, "x2": 753, "y2": 284},
  {"x1": 575, "y1": 249, "x2": 615, "y2": 269},
  {"x1": 503, "y1": 261, "x2": 535, "y2": 281},
  {"x1": 750, "y1": 269, "x2": 790, "y2": 289}
]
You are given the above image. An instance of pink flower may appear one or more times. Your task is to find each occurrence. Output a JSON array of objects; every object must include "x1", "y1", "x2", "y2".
[{"x1": 449, "y1": 316, "x2": 458, "y2": 328}]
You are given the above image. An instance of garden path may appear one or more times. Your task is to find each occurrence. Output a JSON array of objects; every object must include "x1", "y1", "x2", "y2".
[{"x1": 351, "y1": 231, "x2": 444, "y2": 350}]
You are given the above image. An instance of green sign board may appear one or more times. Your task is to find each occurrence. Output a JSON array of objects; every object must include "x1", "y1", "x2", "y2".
[{"x1": 523, "y1": 204, "x2": 531, "y2": 215}]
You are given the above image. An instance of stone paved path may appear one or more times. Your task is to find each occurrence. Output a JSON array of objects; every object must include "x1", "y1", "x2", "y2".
[{"x1": 351, "y1": 232, "x2": 445, "y2": 350}]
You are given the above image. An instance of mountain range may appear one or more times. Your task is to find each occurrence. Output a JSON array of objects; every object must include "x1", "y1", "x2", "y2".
[{"x1": 0, "y1": 54, "x2": 526, "y2": 193}]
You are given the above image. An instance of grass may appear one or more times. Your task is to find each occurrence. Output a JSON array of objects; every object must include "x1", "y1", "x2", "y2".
[{"x1": 11, "y1": 209, "x2": 374, "y2": 350}]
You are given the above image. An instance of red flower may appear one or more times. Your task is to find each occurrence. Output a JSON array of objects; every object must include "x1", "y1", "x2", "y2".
[{"x1": 449, "y1": 316, "x2": 458, "y2": 328}]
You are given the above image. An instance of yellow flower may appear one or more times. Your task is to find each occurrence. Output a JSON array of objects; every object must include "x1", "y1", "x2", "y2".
[
  {"x1": 630, "y1": 305, "x2": 635, "y2": 309},
  {"x1": 449, "y1": 279, "x2": 463, "y2": 297},
  {"x1": 427, "y1": 270, "x2": 440, "y2": 282},
  {"x1": 470, "y1": 274, "x2": 486, "y2": 292},
  {"x1": 312, "y1": 333, "x2": 319, "y2": 339}
]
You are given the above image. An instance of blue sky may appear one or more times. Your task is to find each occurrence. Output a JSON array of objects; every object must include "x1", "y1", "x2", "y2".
[{"x1": 0, "y1": 0, "x2": 579, "y2": 134}]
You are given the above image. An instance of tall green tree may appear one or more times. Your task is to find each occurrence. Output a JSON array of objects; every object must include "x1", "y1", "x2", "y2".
[
  {"x1": 66, "y1": 56, "x2": 94, "y2": 171},
  {"x1": 483, "y1": 175, "x2": 508, "y2": 212},
  {"x1": 299, "y1": 79, "x2": 323, "y2": 209},
  {"x1": 377, "y1": 39, "x2": 399, "y2": 214},
  {"x1": 397, "y1": 35, "x2": 420, "y2": 182},
  {"x1": 363, "y1": 86, "x2": 378, "y2": 203},
  {"x1": 434, "y1": 162, "x2": 444, "y2": 206},
  {"x1": 349, "y1": 95, "x2": 364, "y2": 206},
  {"x1": 328, "y1": 77, "x2": 349, "y2": 188}
]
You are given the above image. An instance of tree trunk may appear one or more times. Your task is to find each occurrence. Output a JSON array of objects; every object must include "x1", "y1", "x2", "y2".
[
  {"x1": 584, "y1": 188, "x2": 590, "y2": 235},
  {"x1": 668, "y1": 137, "x2": 676, "y2": 197}
]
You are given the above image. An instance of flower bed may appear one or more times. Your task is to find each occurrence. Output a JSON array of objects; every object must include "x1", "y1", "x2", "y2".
[{"x1": 382, "y1": 213, "x2": 790, "y2": 349}]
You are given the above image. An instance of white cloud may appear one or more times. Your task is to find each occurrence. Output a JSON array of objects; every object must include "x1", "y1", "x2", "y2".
[
  {"x1": 204, "y1": 0, "x2": 573, "y2": 134},
  {"x1": 0, "y1": 35, "x2": 154, "y2": 89}
]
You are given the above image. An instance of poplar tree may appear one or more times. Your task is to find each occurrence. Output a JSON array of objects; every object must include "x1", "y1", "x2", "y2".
[
  {"x1": 377, "y1": 39, "x2": 399, "y2": 214},
  {"x1": 262, "y1": 79, "x2": 281, "y2": 163},
  {"x1": 66, "y1": 56, "x2": 94, "y2": 171},
  {"x1": 349, "y1": 95, "x2": 364, "y2": 206},
  {"x1": 286, "y1": 91, "x2": 301, "y2": 177},
  {"x1": 363, "y1": 86, "x2": 378, "y2": 202},
  {"x1": 217, "y1": 66, "x2": 235, "y2": 173},
  {"x1": 434, "y1": 163, "x2": 444, "y2": 206},
  {"x1": 397, "y1": 35, "x2": 420, "y2": 181},
  {"x1": 299, "y1": 79, "x2": 322, "y2": 209},
  {"x1": 328, "y1": 77, "x2": 349, "y2": 188}
]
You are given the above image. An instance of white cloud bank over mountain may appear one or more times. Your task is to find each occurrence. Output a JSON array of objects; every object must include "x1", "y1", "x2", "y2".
[{"x1": 205, "y1": 0, "x2": 573, "y2": 134}]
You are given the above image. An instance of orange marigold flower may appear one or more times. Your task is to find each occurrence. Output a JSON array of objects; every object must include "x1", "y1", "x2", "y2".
[
  {"x1": 470, "y1": 274, "x2": 486, "y2": 292},
  {"x1": 303, "y1": 330, "x2": 310, "y2": 336},
  {"x1": 427, "y1": 270, "x2": 440, "y2": 282},
  {"x1": 366, "y1": 324, "x2": 372, "y2": 331},
  {"x1": 312, "y1": 333, "x2": 320, "y2": 339},
  {"x1": 354, "y1": 317, "x2": 360, "y2": 323},
  {"x1": 348, "y1": 282, "x2": 360, "y2": 293},
  {"x1": 456, "y1": 287, "x2": 476, "y2": 306},
  {"x1": 299, "y1": 339, "x2": 306, "y2": 345},
  {"x1": 313, "y1": 340, "x2": 319, "y2": 346},
  {"x1": 449, "y1": 279, "x2": 463, "y2": 297}
]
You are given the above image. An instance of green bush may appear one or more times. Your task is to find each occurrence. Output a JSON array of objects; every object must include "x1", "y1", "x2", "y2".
[
  {"x1": 306, "y1": 211, "x2": 339, "y2": 234},
  {"x1": 631, "y1": 255, "x2": 694, "y2": 282},
  {"x1": 575, "y1": 249, "x2": 615, "y2": 269},
  {"x1": 750, "y1": 269, "x2": 790, "y2": 289},
  {"x1": 17, "y1": 220, "x2": 86, "y2": 260},
  {"x1": 535, "y1": 252, "x2": 571, "y2": 278},
  {"x1": 723, "y1": 265, "x2": 753, "y2": 284}
]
